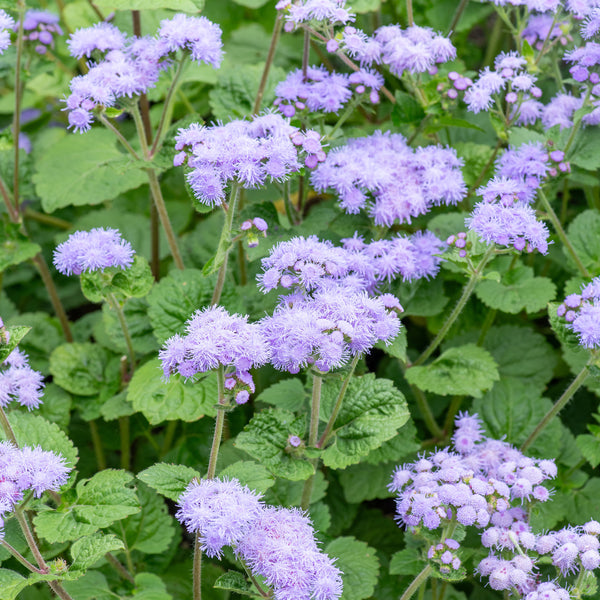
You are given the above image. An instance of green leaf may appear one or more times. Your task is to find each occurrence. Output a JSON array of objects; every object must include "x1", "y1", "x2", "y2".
[
  {"x1": 96, "y1": 0, "x2": 204, "y2": 10},
  {"x1": 147, "y1": 268, "x2": 214, "y2": 344},
  {"x1": 213, "y1": 571, "x2": 259, "y2": 598},
  {"x1": 472, "y1": 379, "x2": 563, "y2": 456},
  {"x1": 74, "y1": 470, "x2": 140, "y2": 528},
  {"x1": 137, "y1": 462, "x2": 200, "y2": 501},
  {"x1": 363, "y1": 418, "x2": 419, "y2": 464},
  {"x1": 0, "y1": 325, "x2": 30, "y2": 362},
  {"x1": 70, "y1": 533, "x2": 124, "y2": 572},
  {"x1": 391, "y1": 91, "x2": 426, "y2": 125},
  {"x1": 549, "y1": 302, "x2": 581, "y2": 350},
  {"x1": 406, "y1": 344, "x2": 499, "y2": 398},
  {"x1": 7, "y1": 412, "x2": 78, "y2": 470},
  {"x1": 49, "y1": 343, "x2": 121, "y2": 397},
  {"x1": 571, "y1": 128, "x2": 600, "y2": 171},
  {"x1": 347, "y1": 0, "x2": 381, "y2": 12},
  {"x1": 326, "y1": 537, "x2": 379, "y2": 600},
  {"x1": 100, "y1": 390, "x2": 135, "y2": 421},
  {"x1": 118, "y1": 482, "x2": 176, "y2": 554},
  {"x1": 231, "y1": 0, "x2": 269, "y2": 7},
  {"x1": 255, "y1": 378, "x2": 307, "y2": 412},
  {"x1": 209, "y1": 62, "x2": 286, "y2": 119},
  {"x1": 389, "y1": 548, "x2": 426, "y2": 576},
  {"x1": 338, "y1": 461, "x2": 396, "y2": 503},
  {"x1": 475, "y1": 265, "x2": 556, "y2": 313},
  {"x1": 577, "y1": 434, "x2": 600, "y2": 468},
  {"x1": 320, "y1": 374, "x2": 410, "y2": 469},
  {"x1": 127, "y1": 359, "x2": 218, "y2": 425},
  {"x1": 263, "y1": 471, "x2": 328, "y2": 507},
  {"x1": 219, "y1": 461, "x2": 276, "y2": 493},
  {"x1": 0, "y1": 569, "x2": 28, "y2": 600},
  {"x1": 131, "y1": 573, "x2": 172, "y2": 600},
  {"x1": 34, "y1": 511, "x2": 98, "y2": 544},
  {"x1": 392, "y1": 277, "x2": 448, "y2": 317},
  {"x1": 63, "y1": 570, "x2": 112, "y2": 600},
  {"x1": 235, "y1": 408, "x2": 314, "y2": 480},
  {"x1": 566, "y1": 209, "x2": 600, "y2": 274},
  {"x1": 429, "y1": 116, "x2": 485, "y2": 133},
  {"x1": 0, "y1": 219, "x2": 40, "y2": 271},
  {"x1": 375, "y1": 327, "x2": 407, "y2": 362},
  {"x1": 33, "y1": 129, "x2": 147, "y2": 213}
]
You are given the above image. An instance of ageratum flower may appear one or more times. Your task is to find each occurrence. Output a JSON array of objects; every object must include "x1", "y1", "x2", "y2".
[
  {"x1": 174, "y1": 113, "x2": 325, "y2": 207},
  {"x1": 260, "y1": 288, "x2": 400, "y2": 373},
  {"x1": 65, "y1": 14, "x2": 222, "y2": 132},
  {"x1": 176, "y1": 478, "x2": 264, "y2": 557},
  {"x1": 53, "y1": 228, "x2": 135, "y2": 276},
  {"x1": 159, "y1": 306, "x2": 269, "y2": 403},
  {"x1": 556, "y1": 277, "x2": 600, "y2": 349},
  {"x1": 277, "y1": 0, "x2": 355, "y2": 30},
  {"x1": 19, "y1": 10, "x2": 62, "y2": 55},
  {"x1": 236, "y1": 506, "x2": 343, "y2": 600},
  {"x1": 311, "y1": 131, "x2": 466, "y2": 226},
  {"x1": 0, "y1": 348, "x2": 44, "y2": 410},
  {"x1": 0, "y1": 441, "x2": 71, "y2": 539}
]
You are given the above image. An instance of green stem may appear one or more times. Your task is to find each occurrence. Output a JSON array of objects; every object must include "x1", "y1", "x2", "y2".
[
  {"x1": 521, "y1": 361, "x2": 592, "y2": 452},
  {"x1": 412, "y1": 385, "x2": 444, "y2": 439},
  {"x1": 98, "y1": 113, "x2": 140, "y2": 160},
  {"x1": 399, "y1": 565, "x2": 433, "y2": 600},
  {"x1": 12, "y1": 1, "x2": 26, "y2": 214},
  {"x1": 206, "y1": 365, "x2": 227, "y2": 480},
  {"x1": 48, "y1": 582, "x2": 76, "y2": 600},
  {"x1": 1, "y1": 539, "x2": 45, "y2": 573},
  {"x1": 150, "y1": 57, "x2": 187, "y2": 157},
  {"x1": 483, "y1": 16, "x2": 504, "y2": 67},
  {"x1": 406, "y1": 0, "x2": 414, "y2": 25},
  {"x1": 534, "y1": 11, "x2": 561, "y2": 66},
  {"x1": 161, "y1": 420, "x2": 178, "y2": 456},
  {"x1": 193, "y1": 536, "x2": 203, "y2": 600},
  {"x1": 119, "y1": 416, "x2": 130, "y2": 472},
  {"x1": 563, "y1": 88, "x2": 592, "y2": 156},
  {"x1": 0, "y1": 405, "x2": 18, "y2": 445},
  {"x1": 131, "y1": 105, "x2": 184, "y2": 270},
  {"x1": 119, "y1": 521, "x2": 136, "y2": 575},
  {"x1": 282, "y1": 180, "x2": 299, "y2": 226},
  {"x1": 105, "y1": 552, "x2": 135, "y2": 584},
  {"x1": 253, "y1": 13, "x2": 283, "y2": 114},
  {"x1": 89, "y1": 420, "x2": 107, "y2": 470},
  {"x1": 477, "y1": 308, "x2": 497, "y2": 346},
  {"x1": 14, "y1": 508, "x2": 47, "y2": 571},
  {"x1": 443, "y1": 395, "x2": 464, "y2": 437},
  {"x1": 317, "y1": 355, "x2": 360, "y2": 448},
  {"x1": 447, "y1": 0, "x2": 469, "y2": 34},
  {"x1": 211, "y1": 184, "x2": 240, "y2": 305},
  {"x1": 326, "y1": 96, "x2": 360, "y2": 139},
  {"x1": 412, "y1": 245, "x2": 496, "y2": 366},
  {"x1": 300, "y1": 373, "x2": 322, "y2": 511},
  {"x1": 107, "y1": 293, "x2": 136, "y2": 376},
  {"x1": 24, "y1": 209, "x2": 71, "y2": 230},
  {"x1": 537, "y1": 188, "x2": 589, "y2": 277},
  {"x1": 302, "y1": 28, "x2": 310, "y2": 81}
]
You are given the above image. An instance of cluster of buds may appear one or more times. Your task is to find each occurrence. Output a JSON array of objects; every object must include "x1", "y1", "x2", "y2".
[
  {"x1": 290, "y1": 130, "x2": 327, "y2": 168},
  {"x1": 240, "y1": 217, "x2": 268, "y2": 248},
  {"x1": 20, "y1": 11, "x2": 63, "y2": 55},
  {"x1": 446, "y1": 232, "x2": 468, "y2": 258},
  {"x1": 427, "y1": 538, "x2": 461, "y2": 575}
]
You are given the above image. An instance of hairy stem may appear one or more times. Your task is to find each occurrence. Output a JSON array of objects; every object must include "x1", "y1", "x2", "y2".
[
  {"x1": 301, "y1": 373, "x2": 322, "y2": 511},
  {"x1": 537, "y1": 189, "x2": 589, "y2": 277},
  {"x1": 105, "y1": 552, "x2": 135, "y2": 584},
  {"x1": 317, "y1": 355, "x2": 360, "y2": 448},
  {"x1": 412, "y1": 246, "x2": 495, "y2": 366},
  {"x1": 193, "y1": 537, "x2": 203, "y2": 600},
  {"x1": 98, "y1": 113, "x2": 140, "y2": 160},
  {"x1": 211, "y1": 184, "x2": 240, "y2": 305},
  {"x1": 400, "y1": 565, "x2": 433, "y2": 600},
  {"x1": 1, "y1": 539, "x2": 45, "y2": 573},
  {"x1": 447, "y1": 0, "x2": 469, "y2": 34},
  {"x1": 0, "y1": 405, "x2": 18, "y2": 445},
  {"x1": 107, "y1": 293, "x2": 137, "y2": 376},
  {"x1": 406, "y1": 0, "x2": 414, "y2": 26},
  {"x1": 521, "y1": 361, "x2": 592, "y2": 452},
  {"x1": 119, "y1": 416, "x2": 130, "y2": 472},
  {"x1": 253, "y1": 13, "x2": 283, "y2": 114},
  {"x1": 14, "y1": 508, "x2": 47, "y2": 571},
  {"x1": 412, "y1": 385, "x2": 444, "y2": 439}
]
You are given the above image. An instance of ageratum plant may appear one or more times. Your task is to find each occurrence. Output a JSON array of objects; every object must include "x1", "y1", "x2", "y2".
[{"x1": 0, "y1": 1, "x2": 600, "y2": 600}]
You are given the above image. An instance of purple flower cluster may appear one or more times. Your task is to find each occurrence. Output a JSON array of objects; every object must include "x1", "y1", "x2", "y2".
[
  {"x1": 556, "y1": 277, "x2": 600, "y2": 349},
  {"x1": 159, "y1": 306, "x2": 270, "y2": 403},
  {"x1": 258, "y1": 232, "x2": 442, "y2": 297},
  {"x1": 277, "y1": 0, "x2": 355, "y2": 31},
  {"x1": 0, "y1": 10, "x2": 13, "y2": 54},
  {"x1": 487, "y1": 0, "x2": 560, "y2": 11},
  {"x1": 341, "y1": 25, "x2": 455, "y2": 77},
  {"x1": 173, "y1": 113, "x2": 325, "y2": 206},
  {"x1": 564, "y1": 42, "x2": 600, "y2": 83},
  {"x1": 391, "y1": 412, "x2": 600, "y2": 597},
  {"x1": 427, "y1": 538, "x2": 462, "y2": 575},
  {"x1": 0, "y1": 441, "x2": 71, "y2": 539},
  {"x1": 260, "y1": 288, "x2": 401, "y2": 373},
  {"x1": 176, "y1": 477, "x2": 343, "y2": 600},
  {"x1": 311, "y1": 131, "x2": 466, "y2": 226},
  {"x1": 0, "y1": 348, "x2": 44, "y2": 410},
  {"x1": 53, "y1": 228, "x2": 135, "y2": 276},
  {"x1": 523, "y1": 14, "x2": 571, "y2": 50},
  {"x1": 65, "y1": 14, "x2": 222, "y2": 132},
  {"x1": 241, "y1": 217, "x2": 268, "y2": 248},
  {"x1": 458, "y1": 52, "x2": 542, "y2": 116},
  {"x1": 496, "y1": 142, "x2": 551, "y2": 201},
  {"x1": 19, "y1": 10, "x2": 62, "y2": 55},
  {"x1": 273, "y1": 66, "x2": 382, "y2": 117}
]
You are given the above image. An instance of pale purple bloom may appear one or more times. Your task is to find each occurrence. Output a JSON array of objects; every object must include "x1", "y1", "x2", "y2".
[
  {"x1": 524, "y1": 15, "x2": 569, "y2": 48},
  {"x1": 53, "y1": 228, "x2": 135, "y2": 276},
  {"x1": 542, "y1": 93, "x2": 583, "y2": 130},
  {"x1": 67, "y1": 23, "x2": 126, "y2": 58},
  {"x1": 159, "y1": 306, "x2": 270, "y2": 382},
  {"x1": 0, "y1": 348, "x2": 44, "y2": 410},
  {"x1": 280, "y1": 0, "x2": 355, "y2": 29},
  {"x1": 157, "y1": 14, "x2": 223, "y2": 67},
  {"x1": 236, "y1": 506, "x2": 343, "y2": 600},
  {"x1": 525, "y1": 581, "x2": 570, "y2": 600},
  {"x1": 18, "y1": 10, "x2": 62, "y2": 54},
  {"x1": 0, "y1": 10, "x2": 13, "y2": 54},
  {"x1": 176, "y1": 478, "x2": 264, "y2": 557},
  {"x1": 312, "y1": 131, "x2": 466, "y2": 226},
  {"x1": 556, "y1": 278, "x2": 600, "y2": 349},
  {"x1": 175, "y1": 114, "x2": 324, "y2": 207}
]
